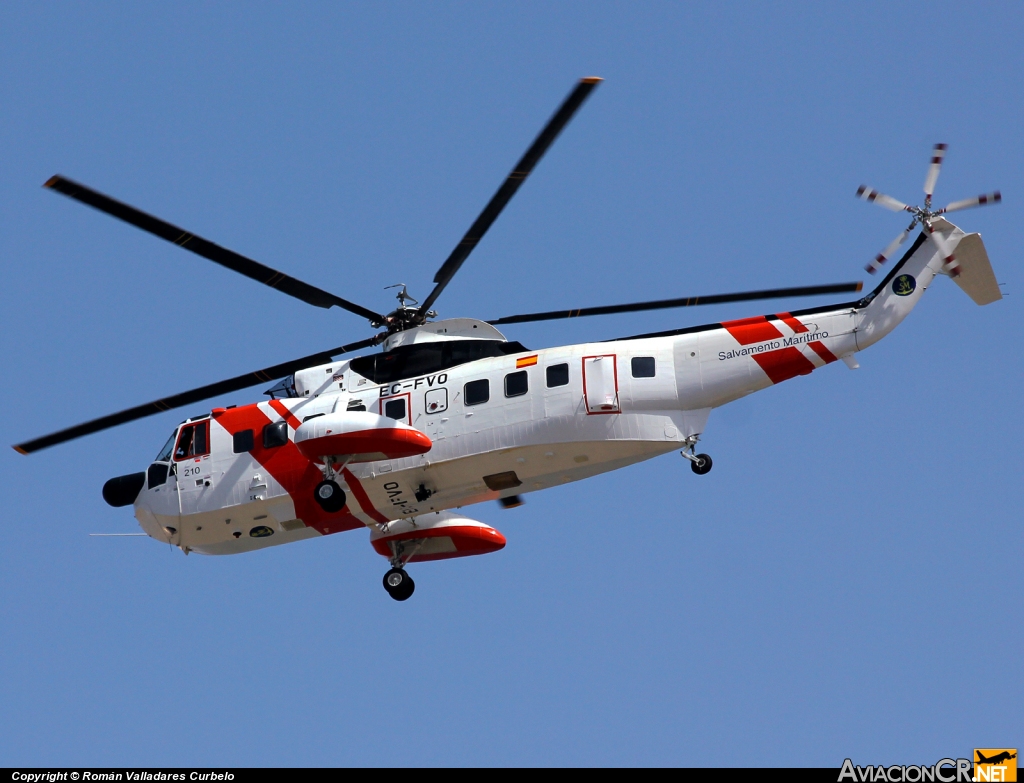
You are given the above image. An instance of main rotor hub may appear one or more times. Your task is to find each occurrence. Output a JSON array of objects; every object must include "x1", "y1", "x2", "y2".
[
  {"x1": 377, "y1": 285, "x2": 436, "y2": 332},
  {"x1": 379, "y1": 306, "x2": 436, "y2": 332}
]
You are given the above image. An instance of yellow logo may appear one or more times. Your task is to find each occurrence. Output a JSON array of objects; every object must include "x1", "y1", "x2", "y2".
[{"x1": 975, "y1": 749, "x2": 1017, "y2": 782}]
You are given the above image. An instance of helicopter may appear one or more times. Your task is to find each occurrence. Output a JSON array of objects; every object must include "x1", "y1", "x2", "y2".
[{"x1": 13, "y1": 77, "x2": 1003, "y2": 601}]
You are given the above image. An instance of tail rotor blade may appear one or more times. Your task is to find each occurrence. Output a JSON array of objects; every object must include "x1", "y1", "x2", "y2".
[
  {"x1": 923, "y1": 143, "x2": 947, "y2": 200},
  {"x1": 924, "y1": 221, "x2": 960, "y2": 278},
  {"x1": 866, "y1": 222, "x2": 915, "y2": 274},
  {"x1": 938, "y1": 191, "x2": 1002, "y2": 215},
  {"x1": 856, "y1": 185, "x2": 910, "y2": 213}
]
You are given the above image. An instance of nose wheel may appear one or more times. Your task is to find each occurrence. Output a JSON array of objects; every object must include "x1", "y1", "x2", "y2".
[
  {"x1": 314, "y1": 479, "x2": 347, "y2": 512},
  {"x1": 690, "y1": 454, "x2": 712, "y2": 475},
  {"x1": 680, "y1": 438, "x2": 713, "y2": 475},
  {"x1": 383, "y1": 567, "x2": 415, "y2": 601}
]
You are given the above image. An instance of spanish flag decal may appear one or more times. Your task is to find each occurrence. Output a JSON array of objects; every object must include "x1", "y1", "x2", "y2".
[{"x1": 516, "y1": 355, "x2": 539, "y2": 368}]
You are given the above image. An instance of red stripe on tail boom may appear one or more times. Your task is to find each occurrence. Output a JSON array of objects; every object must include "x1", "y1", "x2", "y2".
[
  {"x1": 751, "y1": 348, "x2": 815, "y2": 384},
  {"x1": 775, "y1": 312, "x2": 809, "y2": 334},
  {"x1": 807, "y1": 341, "x2": 838, "y2": 364}
]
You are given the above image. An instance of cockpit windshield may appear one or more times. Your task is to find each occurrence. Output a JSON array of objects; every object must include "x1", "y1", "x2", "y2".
[{"x1": 155, "y1": 431, "x2": 176, "y2": 462}]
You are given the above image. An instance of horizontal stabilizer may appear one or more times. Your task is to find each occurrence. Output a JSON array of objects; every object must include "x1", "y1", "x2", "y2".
[{"x1": 952, "y1": 233, "x2": 1002, "y2": 305}]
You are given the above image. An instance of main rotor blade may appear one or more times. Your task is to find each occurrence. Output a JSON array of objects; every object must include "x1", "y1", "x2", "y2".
[
  {"x1": 856, "y1": 185, "x2": 910, "y2": 213},
  {"x1": 923, "y1": 143, "x2": 947, "y2": 200},
  {"x1": 938, "y1": 191, "x2": 1002, "y2": 214},
  {"x1": 12, "y1": 335, "x2": 382, "y2": 454},
  {"x1": 486, "y1": 282, "x2": 864, "y2": 326},
  {"x1": 417, "y1": 77, "x2": 602, "y2": 318},
  {"x1": 44, "y1": 176, "x2": 386, "y2": 324}
]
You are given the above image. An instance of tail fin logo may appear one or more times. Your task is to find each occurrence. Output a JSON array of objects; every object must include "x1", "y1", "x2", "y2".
[
  {"x1": 974, "y1": 749, "x2": 1017, "y2": 782},
  {"x1": 893, "y1": 274, "x2": 917, "y2": 296}
]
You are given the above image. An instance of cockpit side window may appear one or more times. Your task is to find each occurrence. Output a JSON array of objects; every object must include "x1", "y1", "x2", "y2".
[
  {"x1": 174, "y1": 421, "x2": 210, "y2": 461},
  {"x1": 155, "y1": 431, "x2": 176, "y2": 462},
  {"x1": 147, "y1": 463, "x2": 169, "y2": 489}
]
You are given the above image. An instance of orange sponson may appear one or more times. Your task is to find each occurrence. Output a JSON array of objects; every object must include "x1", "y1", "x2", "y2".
[
  {"x1": 295, "y1": 428, "x2": 432, "y2": 461},
  {"x1": 371, "y1": 525, "x2": 507, "y2": 563}
]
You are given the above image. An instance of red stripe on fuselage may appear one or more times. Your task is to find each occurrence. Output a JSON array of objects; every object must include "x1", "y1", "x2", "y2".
[
  {"x1": 750, "y1": 347, "x2": 815, "y2": 384},
  {"x1": 342, "y1": 467, "x2": 390, "y2": 525},
  {"x1": 268, "y1": 399, "x2": 303, "y2": 431},
  {"x1": 214, "y1": 405, "x2": 364, "y2": 535},
  {"x1": 721, "y1": 316, "x2": 784, "y2": 345}
]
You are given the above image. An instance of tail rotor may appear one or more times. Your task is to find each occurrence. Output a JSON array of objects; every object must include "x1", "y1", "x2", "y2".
[{"x1": 856, "y1": 144, "x2": 1001, "y2": 278}]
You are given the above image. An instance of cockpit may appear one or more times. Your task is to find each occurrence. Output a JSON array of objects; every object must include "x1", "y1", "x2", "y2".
[{"x1": 147, "y1": 416, "x2": 212, "y2": 490}]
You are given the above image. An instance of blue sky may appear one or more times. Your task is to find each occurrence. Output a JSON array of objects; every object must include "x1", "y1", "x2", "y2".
[{"x1": 1, "y1": 2, "x2": 1020, "y2": 767}]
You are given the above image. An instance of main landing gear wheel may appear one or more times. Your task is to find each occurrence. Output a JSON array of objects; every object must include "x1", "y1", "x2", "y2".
[
  {"x1": 690, "y1": 454, "x2": 713, "y2": 475},
  {"x1": 383, "y1": 568, "x2": 415, "y2": 601},
  {"x1": 314, "y1": 480, "x2": 347, "y2": 513}
]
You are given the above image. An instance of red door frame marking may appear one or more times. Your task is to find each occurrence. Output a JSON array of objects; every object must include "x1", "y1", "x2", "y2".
[
  {"x1": 582, "y1": 354, "x2": 620, "y2": 415},
  {"x1": 173, "y1": 419, "x2": 211, "y2": 461}
]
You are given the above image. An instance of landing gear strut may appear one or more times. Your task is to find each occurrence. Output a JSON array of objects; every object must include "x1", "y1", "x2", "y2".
[
  {"x1": 680, "y1": 437, "x2": 713, "y2": 475},
  {"x1": 314, "y1": 457, "x2": 349, "y2": 512},
  {"x1": 383, "y1": 567, "x2": 415, "y2": 601},
  {"x1": 381, "y1": 537, "x2": 424, "y2": 601}
]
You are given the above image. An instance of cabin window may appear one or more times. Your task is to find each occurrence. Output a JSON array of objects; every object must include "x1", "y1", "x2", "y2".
[
  {"x1": 631, "y1": 356, "x2": 656, "y2": 378},
  {"x1": 546, "y1": 363, "x2": 569, "y2": 388},
  {"x1": 505, "y1": 370, "x2": 528, "y2": 398},
  {"x1": 174, "y1": 421, "x2": 209, "y2": 460},
  {"x1": 465, "y1": 378, "x2": 489, "y2": 406},
  {"x1": 384, "y1": 398, "x2": 407, "y2": 421},
  {"x1": 233, "y1": 429, "x2": 254, "y2": 453},
  {"x1": 147, "y1": 463, "x2": 169, "y2": 489},
  {"x1": 263, "y1": 420, "x2": 288, "y2": 448},
  {"x1": 155, "y1": 431, "x2": 176, "y2": 462}
]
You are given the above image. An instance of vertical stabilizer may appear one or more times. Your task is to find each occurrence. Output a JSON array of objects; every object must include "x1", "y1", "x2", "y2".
[{"x1": 951, "y1": 233, "x2": 1001, "y2": 305}]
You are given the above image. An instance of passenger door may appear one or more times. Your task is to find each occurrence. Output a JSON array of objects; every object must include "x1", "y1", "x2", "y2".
[{"x1": 582, "y1": 355, "x2": 620, "y2": 414}]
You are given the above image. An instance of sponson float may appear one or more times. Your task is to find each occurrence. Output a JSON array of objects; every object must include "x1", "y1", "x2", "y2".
[
  {"x1": 293, "y1": 411, "x2": 433, "y2": 514},
  {"x1": 15, "y1": 77, "x2": 1003, "y2": 601}
]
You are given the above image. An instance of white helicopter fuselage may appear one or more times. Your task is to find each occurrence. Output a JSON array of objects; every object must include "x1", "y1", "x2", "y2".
[{"x1": 134, "y1": 224, "x2": 976, "y2": 557}]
